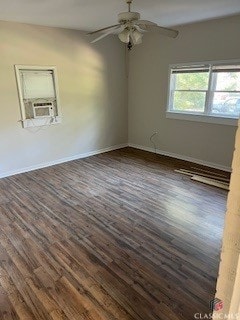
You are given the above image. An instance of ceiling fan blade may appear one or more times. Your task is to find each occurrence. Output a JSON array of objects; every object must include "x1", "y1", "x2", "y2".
[
  {"x1": 135, "y1": 25, "x2": 146, "y2": 33},
  {"x1": 135, "y1": 20, "x2": 157, "y2": 26},
  {"x1": 87, "y1": 24, "x2": 122, "y2": 36},
  {"x1": 91, "y1": 26, "x2": 121, "y2": 43},
  {"x1": 91, "y1": 33, "x2": 111, "y2": 44},
  {"x1": 137, "y1": 24, "x2": 179, "y2": 38}
]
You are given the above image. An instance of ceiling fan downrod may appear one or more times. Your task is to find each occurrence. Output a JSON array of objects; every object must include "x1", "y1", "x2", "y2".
[{"x1": 126, "y1": 0, "x2": 132, "y2": 12}]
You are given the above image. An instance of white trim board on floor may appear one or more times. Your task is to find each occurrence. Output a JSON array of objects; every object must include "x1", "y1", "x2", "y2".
[
  {"x1": 0, "y1": 142, "x2": 231, "y2": 179},
  {"x1": 128, "y1": 143, "x2": 232, "y2": 172},
  {"x1": 0, "y1": 143, "x2": 128, "y2": 179}
]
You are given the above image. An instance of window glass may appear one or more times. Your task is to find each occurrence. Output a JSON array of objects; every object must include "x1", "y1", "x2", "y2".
[
  {"x1": 175, "y1": 72, "x2": 209, "y2": 91},
  {"x1": 212, "y1": 92, "x2": 240, "y2": 117},
  {"x1": 173, "y1": 91, "x2": 206, "y2": 112},
  {"x1": 215, "y1": 72, "x2": 240, "y2": 91}
]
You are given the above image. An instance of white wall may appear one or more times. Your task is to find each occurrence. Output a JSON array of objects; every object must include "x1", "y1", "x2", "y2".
[
  {"x1": 128, "y1": 15, "x2": 240, "y2": 170},
  {"x1": 0, "y1": 20, "x2": 128, "y2": 177}
]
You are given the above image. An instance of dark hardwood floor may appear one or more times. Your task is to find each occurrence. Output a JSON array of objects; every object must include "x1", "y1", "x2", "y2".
[{"x1": 0, "y1": 147, "x2": 228, "y2": 320}]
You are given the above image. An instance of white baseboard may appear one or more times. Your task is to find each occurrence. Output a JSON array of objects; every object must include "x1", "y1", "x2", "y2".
[
  {"x1": 128, "y1": 143, "x2": 232, "y2": 172},
  {"x1": 0, "y1": 143, "x2": 128, "y2": 179},
  {"x1": 1, "y1": 142, "x2": 231, "y2": 179}
]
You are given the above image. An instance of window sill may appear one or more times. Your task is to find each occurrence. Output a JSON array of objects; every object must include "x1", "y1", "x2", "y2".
[
  {"x1": 22, "y1": 116, "x2": 62, "y2": 128},
  {"x1": 166, "y1": 111, "x2": 239, "y2": 126}
]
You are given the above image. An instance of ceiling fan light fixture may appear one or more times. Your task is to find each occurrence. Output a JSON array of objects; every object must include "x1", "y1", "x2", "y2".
[
  {"x1": 118, "y1": 28, "x2": 130, "y2": 43},
  {"x1": 131, "y1": 29, "x2": 143, "y2": 45}
]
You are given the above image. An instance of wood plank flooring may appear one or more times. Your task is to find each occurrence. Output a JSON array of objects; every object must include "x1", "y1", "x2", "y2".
[{"x1": 0, "y1": 147, "x2": 228, "y2": 320}]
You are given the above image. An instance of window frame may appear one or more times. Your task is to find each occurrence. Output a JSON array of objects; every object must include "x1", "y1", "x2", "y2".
[
  {"x1": 15, "y1": 65, "x2": 62, "y2": 128},
  {"x1": 166, "y1": 60, "x2": 240, "y2": 126}
]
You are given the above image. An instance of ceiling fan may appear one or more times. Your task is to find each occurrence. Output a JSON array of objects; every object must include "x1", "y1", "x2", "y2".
[{"x1": 87, "y1": 0, "x2": 179, "y2": 50}]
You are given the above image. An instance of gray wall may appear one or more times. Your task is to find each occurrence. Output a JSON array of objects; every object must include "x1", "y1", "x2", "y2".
[
  {"x1": 128, "y1": 15, "x2": 240, "y2": 170},
  {"x1": 0, "y1": 20, "x2": 128, "y2": 177}
]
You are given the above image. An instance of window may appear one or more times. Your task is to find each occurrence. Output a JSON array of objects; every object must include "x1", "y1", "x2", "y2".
[
  {"x1": 15, "y1": 65, "x2": 62, "y2": 128},
  {"x1": 167, "y1": 62, "x2": 240, "y2": 125}
]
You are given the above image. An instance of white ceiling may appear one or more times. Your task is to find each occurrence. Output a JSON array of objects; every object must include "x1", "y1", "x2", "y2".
[{"x1": 0, "y1": 0, "x2": 240, "y2": 31}]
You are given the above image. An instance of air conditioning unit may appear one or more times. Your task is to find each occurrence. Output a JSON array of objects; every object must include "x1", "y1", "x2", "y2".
[{"x1": 32, "y1": 101, "x2": 54, "y2": 118}]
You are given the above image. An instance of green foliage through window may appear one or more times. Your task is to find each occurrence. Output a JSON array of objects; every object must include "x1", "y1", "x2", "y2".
[{"x1": 175, "y1": 72, "x2": 209, "y2": 91}]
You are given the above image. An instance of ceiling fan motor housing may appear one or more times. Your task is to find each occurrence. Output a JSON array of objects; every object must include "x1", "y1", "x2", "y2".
[{"x1": 118, "y1": 12, "x2": 140, "y2": 23}]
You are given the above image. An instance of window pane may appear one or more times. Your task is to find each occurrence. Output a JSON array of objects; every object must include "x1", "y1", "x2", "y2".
[
  {"x1": 211, "y1": 92, "x2": 240, "y2": 117},
  {"x1": 172, "y1": 91, "x2": 206, "y2": 112},
  {"x1": 175, "y1": 72, "x2": 209, "y2": 90},
  {"x1": 215, "y1": 72, "x2": 240, "y2": 91}
]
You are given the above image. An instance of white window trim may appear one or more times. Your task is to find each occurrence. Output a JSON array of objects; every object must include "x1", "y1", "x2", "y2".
[
  {"x1": 166, "y1": 59, "x2": 240, "y2": 126},
  {"x1": 166, "y1": 111, "x2": 238, "y2": 126},
  {"x1": 15, "y1": 65, "x2": 62, "y2": 128}
]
